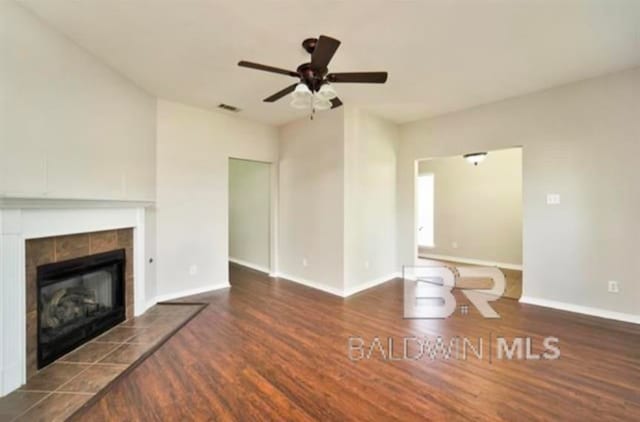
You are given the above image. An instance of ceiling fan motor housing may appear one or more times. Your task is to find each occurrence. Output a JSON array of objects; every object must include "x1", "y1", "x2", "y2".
[{"x1": 296, "y1": 62, "x2": 327, "y2": 92}]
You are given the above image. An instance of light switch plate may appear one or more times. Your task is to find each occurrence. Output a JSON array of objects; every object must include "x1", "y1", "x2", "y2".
[{"x1": 546, "y1": 194, "x2": 561, "y2": 205}]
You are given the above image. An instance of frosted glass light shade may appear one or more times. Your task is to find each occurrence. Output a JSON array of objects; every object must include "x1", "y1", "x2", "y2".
[
  {"x1": 290, "y1": 96, "x2": 311, "y2": 109},
  {"x1": 292, "y1": 83, "x2": 312, "y2": 100},
  {"x1": 313, "y1": 97, "x2": 332, "y2": 111},
  {"x1": 317, "y1": 83, "x2": 337, "y2": 100}
]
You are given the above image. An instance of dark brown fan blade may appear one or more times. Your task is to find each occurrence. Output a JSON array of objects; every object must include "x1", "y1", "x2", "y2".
[
  {"x1": 238, "y1": 61, "x2": 299, "y2": 78},
  {"x1": 264, "y1": 83, "x2": 298, "y2": 102},
  {"x1": 331, "y1": 97, "x2": 343, "y2": 109},
  {"x1": 310, "y1": 35, "x2": 341, "y2": 71},
  {"x1": 327, "y1": 72, "x2": 388, "y2": 83}
]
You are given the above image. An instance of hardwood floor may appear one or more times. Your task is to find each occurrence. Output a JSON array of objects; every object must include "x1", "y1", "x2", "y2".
[
  {"x1": 418, "y1": 257, "x2": 523, "y2": 299},
  {"x1": 75, "y1": 265, "x2": 640, "y2": 421}
]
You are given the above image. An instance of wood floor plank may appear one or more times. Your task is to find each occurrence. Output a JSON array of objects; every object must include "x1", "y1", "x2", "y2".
[{"x1": 73, "y1": 264, "x2": 640, "y2": 421}]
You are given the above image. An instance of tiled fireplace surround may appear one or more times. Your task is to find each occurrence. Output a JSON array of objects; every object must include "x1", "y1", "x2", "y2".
[
  {"x1": 25, "y1": 229, "x2": 135, "y2": 379},
  {"x1": 0, "y1": 201, "x2": 149, "y2": 396}
]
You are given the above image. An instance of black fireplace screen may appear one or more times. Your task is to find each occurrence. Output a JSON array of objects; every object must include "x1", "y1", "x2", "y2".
[{"x1": 37, "y1": 249, "x2": 126, "y2": 368}]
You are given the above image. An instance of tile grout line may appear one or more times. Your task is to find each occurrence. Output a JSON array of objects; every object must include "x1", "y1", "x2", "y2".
[
  {"x1": 10, "y1": 391, "x2": 53, "y2": 422},
  {"x1": 15, "y1": 330, "x2": 127, "y2": 418},
  {"x1": 59, "y1": 343, "x2": 121, "y2": 365},
  {"x1": 18, "y1": 390, "x2": 93, "y2": 396},
  {"x1": 97, "y1": 342, "x2": 127, "y2": 365},
  {"x1": 87, "y1": 362, "x2": 131, "y2": 368},
  {"x1": 11, "y1": 388, "x2": 94, "y2": 422},
  {"x1": 19, "y1": 339, "x2": 131, "y2": 417},
  {"x1": 9, "y1": 303, "x2": 201, "y2": 421},
  {"x1": 68, "y1": 303, "x2": 208, "y2": 420},
  {"x1": 53, "y1": 363, "x2": 94, "y2": 394}
]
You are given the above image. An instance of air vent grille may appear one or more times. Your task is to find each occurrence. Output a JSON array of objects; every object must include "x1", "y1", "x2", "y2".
[{"x1": 218, "y1": 103, "x2": 241, "y2": 112}]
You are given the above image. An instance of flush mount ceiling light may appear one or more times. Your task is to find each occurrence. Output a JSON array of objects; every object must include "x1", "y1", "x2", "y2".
[{"x1": 463, "y1": 152, "x2": 488, "y2": 166}]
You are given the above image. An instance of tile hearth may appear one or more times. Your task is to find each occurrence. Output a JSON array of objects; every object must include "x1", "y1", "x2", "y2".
[{"x1": 0, "y1": 303, "x2": 204, "y2": 421}]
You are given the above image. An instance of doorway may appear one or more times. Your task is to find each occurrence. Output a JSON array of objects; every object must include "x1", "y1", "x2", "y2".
[
  {"x1": 228, "y1": 158, "x2": 272, "y2": 274},
  {"x1": 414, "y1": 147, "x2": 523, "y2": 299}
]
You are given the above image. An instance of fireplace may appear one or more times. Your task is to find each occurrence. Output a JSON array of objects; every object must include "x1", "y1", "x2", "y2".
[
  {"x1": 0, "y1": 204, "x2": 143, "y2": 396},
  {"x1": 37, "y1": 249, "x2": 126, "y2": 368}
]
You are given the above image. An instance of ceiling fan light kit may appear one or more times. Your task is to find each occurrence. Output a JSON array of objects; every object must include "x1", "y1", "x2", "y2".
[
  {"x1": 313, "y1": 97, "x2": 332, "y2": 111},
  {"x1": 238, "y1": 35, "x2": 388, "y2": 118},
  {"x1": 292, "y1": 82, "x2": 312, "y2": 99},
  {"x1": 317, "y1": 83, "x2": 337, "y2": 100},
  {"x1": 290, "y1": 96, "x2": 311, "y2": 109}
]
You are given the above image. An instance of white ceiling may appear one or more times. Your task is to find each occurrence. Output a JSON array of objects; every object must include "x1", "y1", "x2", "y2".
[{"x1": 17, "y1": 0, "x2": 640, "y2": 125}]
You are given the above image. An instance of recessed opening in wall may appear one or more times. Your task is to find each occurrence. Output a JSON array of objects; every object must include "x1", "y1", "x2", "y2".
[
  {"x1": 414, "y1": 147, "x2": 523, "y2": 299},
  {"x1": 228, "y1": 158, "x2": 273, "y2": 275}
]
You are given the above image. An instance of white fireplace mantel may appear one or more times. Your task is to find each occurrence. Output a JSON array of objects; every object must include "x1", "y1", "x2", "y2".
[{"x1": 0, "y1": 198, "x2": 151, "y2": 396}]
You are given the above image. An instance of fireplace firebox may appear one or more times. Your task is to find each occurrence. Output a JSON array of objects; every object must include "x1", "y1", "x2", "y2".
[{"x1": 37, "y1": 249, "x2": 126, "y2": 368}]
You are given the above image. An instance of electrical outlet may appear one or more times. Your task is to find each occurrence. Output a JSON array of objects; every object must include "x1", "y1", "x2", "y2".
[
  {"x1": 452, "y1": 241, "x2": 458, "y2": 249},
  {"x1": 189, "y1": 265, "x2": 198, "y2": 276},
  {"x1": 302, "y1": 258, "x2": 308, "y2": 267},
  {"x1": 364, "y1": 260, "x2": 370, "y2": 270},
  {"x1": 608, "y1": 280, "x2": 619, "y2": 293},
  {"x1": 547, "y1": 194, "x2": 561, "y2": 205}
]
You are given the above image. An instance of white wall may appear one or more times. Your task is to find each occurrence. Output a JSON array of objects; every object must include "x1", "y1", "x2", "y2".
[
  {"x1": 155, "y1": 100, "x2": 278, "y2": 298},
  {"x1": 399, "y1": 67, "x2": 640, "y2": 317},
  {"x1": 144, "y1": 206, "x2": 157, "y2": 304},
  {"x1": 0, "y1": 0, "x2": 156, "y2": 201},
  {"x1": 6, "y1": 0, "x2": 637, "y2": 319},
  {"x1": 229, "y1": 158, "x2": 271, "y2": 271},
  {"x1": 278, "y1": 111, "x2": 345, "y2": 291},
  {"x1": 277, "y1": 108, "x2": 398, "y2": 295},
  {"x1": 417, "y1": 148, "x2": 522, "y2": 266},
  {"x1": 344, "y1": 108, "x2": 398, "y2": 290}
]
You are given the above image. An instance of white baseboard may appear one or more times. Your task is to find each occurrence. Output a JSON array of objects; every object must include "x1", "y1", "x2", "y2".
[
  {"x1": 272, "y1": 271, "x2": 400, "y2": 298},
  {"x1": 271, "y1": 272, "x2": 345, "y2": 297},
  {"x1": 519, "y1": 296, "x2": 640, "y2": 324},
  {"x1": 229, "y1": 257, "x2": 270, "y2": 274},
  {"x1": 155, "y1": 283, "x2": 230, "y2": 303},
  {"x1": 343, "y1": 272, "x2": 401, "y2": 297},
  {"x1": 419, "y1": 253, "x2": 523, "y2": 271},
  {"x1": 144, "y1": 299, "x2": 158, "y2": 313}
]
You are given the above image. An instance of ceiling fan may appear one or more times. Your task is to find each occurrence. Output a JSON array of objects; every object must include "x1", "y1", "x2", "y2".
[{"x1": 238, "y1": 35, "x2": 388, "y2": 113}]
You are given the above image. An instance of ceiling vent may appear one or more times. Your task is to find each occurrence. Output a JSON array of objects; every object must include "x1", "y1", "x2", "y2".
[{"x1": 218, "y1": 103, "x2": 241, "y2": 112}]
